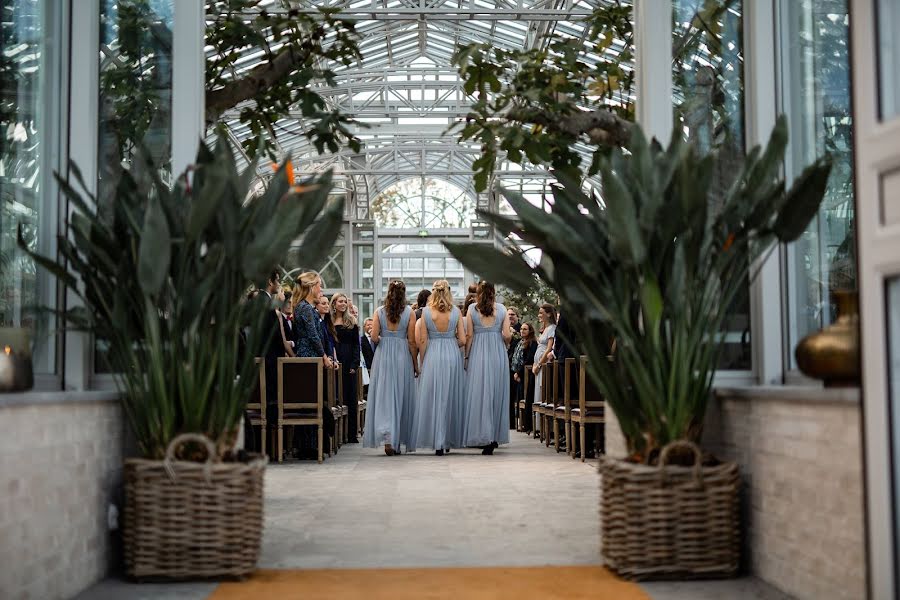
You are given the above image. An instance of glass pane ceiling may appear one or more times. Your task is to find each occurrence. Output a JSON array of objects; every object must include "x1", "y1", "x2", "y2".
[{"x1": 206, "y1": 0, "x2": 634, "y2": 219}]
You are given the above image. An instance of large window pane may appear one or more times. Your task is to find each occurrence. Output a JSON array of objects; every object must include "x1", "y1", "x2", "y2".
[
  {"x1": 95, "y1": 0, "x2": 174, "y2": 372},
  {"x1": 673, "y1": 0, "x2": 749, "y2": 370},
  {"x1": 877, "y1": 0, "x2": 900, "y2": 119},
  {"x1": 781, "y1": 0, "x2": 854, "y2": 367},
  {"x1": 0, "y1": 0, "x2": 59, "y2": 374}
]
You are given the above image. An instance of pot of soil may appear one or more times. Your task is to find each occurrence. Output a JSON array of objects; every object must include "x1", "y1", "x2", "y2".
[
  {"x1": 600, "y1": 440, "x2": 740, "y2": 580},
  {"x1": 123, "y1": 433, "x2": 267, "y2": 580}
]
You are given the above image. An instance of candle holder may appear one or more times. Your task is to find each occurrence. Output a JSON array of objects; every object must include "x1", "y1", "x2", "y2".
[{"x1": 0, "y1": 327, "x2": 34, "y2": 392}]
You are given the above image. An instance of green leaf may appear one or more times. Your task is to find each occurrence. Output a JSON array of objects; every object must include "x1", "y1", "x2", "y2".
[
  {"x1": 443, "y1": 242, "x2": 535, "y2": 292},
  {"x1": 772, "y1": 156, "x2": 833, "y2": 242},
  {"x1": 138, "y1": 195, "x2": 171, "y2": 297},
  {"x1": 295, "y1": 197, "x2": 345, "y2": 271}
]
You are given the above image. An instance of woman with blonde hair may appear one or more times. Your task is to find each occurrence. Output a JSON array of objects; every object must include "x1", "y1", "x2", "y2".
[
  {"x1": 364, "y1": 279, "x2": 418, "y2": 455},
  {"x1": 332, "y1": 292, "x2": 361, "y2": 442},
  {"x1": 283, "y1": 271, "x2": 335, "y2": 457},
  {"x1": 463, "y1": 280, "x2": 512, "y2": 454},
  {"x1": 413, "y1": 280, "x2": 466, "y2": 455}
]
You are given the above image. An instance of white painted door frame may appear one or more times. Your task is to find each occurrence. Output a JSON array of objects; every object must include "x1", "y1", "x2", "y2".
[{"x1": 851, "y1": 0, "x2": 900, "y2": 597}]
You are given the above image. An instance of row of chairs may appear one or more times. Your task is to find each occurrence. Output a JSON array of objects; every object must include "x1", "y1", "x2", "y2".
[
  {"x1": 246, "y1": 357, "x2": 368, "y2": 463},
  {"x1": 516, "y1": 355, "x2": 605, "y2": 461}
]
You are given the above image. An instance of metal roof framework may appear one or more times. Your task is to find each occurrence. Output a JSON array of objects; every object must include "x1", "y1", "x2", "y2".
[{"x1": 212, "y1": 0, "x2": 632, "y2": 222}]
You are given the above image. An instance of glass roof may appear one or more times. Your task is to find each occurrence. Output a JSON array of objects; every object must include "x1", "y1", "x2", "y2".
[{"x1": 209, "y1": 0, "x2": 632, "y2": 219}]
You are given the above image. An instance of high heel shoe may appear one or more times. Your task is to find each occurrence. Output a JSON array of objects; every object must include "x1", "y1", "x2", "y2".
[
  {"x1": 481, "y1": 445, "x2": 494, "y2": 455},
  {"x1": 435, "y1": 449, "x2": 444, "y2": 456}
]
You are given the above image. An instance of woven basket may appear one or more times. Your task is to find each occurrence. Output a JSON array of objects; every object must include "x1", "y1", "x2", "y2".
[
  {"x1": 600, "y1": 440, "x2": 740, "y2": 580},
  {"x1": 123, "y1": 433, "x2": 267, "y2": 580}
]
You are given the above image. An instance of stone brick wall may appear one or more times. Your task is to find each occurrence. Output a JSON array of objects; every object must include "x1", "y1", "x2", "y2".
[
  {"x1": 0, "y1": 397, "x2": 123, "y2": 600},
  {"x1": 706, "y1": 388, "x2": 865, "y2": 600}
]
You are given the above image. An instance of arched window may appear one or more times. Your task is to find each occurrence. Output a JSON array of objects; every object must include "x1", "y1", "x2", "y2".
[{"x1": 371, "y1": 178, "x2": 475, "y2": 229}]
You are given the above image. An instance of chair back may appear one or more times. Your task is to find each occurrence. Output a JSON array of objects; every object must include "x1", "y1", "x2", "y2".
[
  {"x1": 550, "y1": 360, "x2": 560, "y2": 409},
  {"x1": 278, "y1": 357, "x2": 324, "y2": 418},
  {"x1": 578, "y1": 355, "x2": 604, "y2": 413},
  {"x1": 563, "y1": 357, "x2": 576, "y2": 413},
  {"x1": 325, "y1": 366, "x2": 336, "y2": 409},
  {"x1": 356, "y1": 368, "x2": 364, "y2": 402},
  {"x1": 247, "y1": 357, "x2": 264, "y2": 411},
  {"x1": 523, "y1": 365, "x2": 532, "y2": 401},
  {"x1": 336, "y1": 364, "x2": 344, "y2": 408}
]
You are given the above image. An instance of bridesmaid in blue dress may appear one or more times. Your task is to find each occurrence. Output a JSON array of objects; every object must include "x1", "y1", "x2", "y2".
[
  {"x1": 414, "y1": 280, "x2": 467, "y2": 455},
  {"x1": 363, "y1": 280, "x2": 418, "y2": 456},
  {"x1": 463, "y1": 281, "x2": 513, "y2": 454}
]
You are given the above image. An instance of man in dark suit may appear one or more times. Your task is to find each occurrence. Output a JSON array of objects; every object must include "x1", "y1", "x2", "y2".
[
  {"x1": 554, "y1": 300, "x2": 600, "y2": 456},
  {"x1": 360, "y1": 317, "x2": 376, "y2": 370},
  {"x1": 261, "y1": 270, "x2": 285, "y2": 451}
]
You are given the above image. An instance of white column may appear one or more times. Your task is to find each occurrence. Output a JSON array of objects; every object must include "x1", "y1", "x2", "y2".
[
  {"x1": 65, "y1": 0, "x2": 101, "y2": 390},
  {"x1": 745, "y1": 1, "x2": 782, "y2": 384},
  {"x1": 634, "y1": 0, "x2": 673, "y2": 143},
  {"x1": 172, "y1": 0, "x2": 206, "y2": 178}
]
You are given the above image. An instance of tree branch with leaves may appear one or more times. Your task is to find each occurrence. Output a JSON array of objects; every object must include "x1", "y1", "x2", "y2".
[{"x1": 451, "y1": 4, "x2": 634, "y2": 191}]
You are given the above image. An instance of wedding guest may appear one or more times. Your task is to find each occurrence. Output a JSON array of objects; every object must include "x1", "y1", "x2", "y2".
[
  {"x1": 316, "y1": 294, "x2": 339, "y2": 369},
  {"x1": 332, "y1": 292, "x2": 361, "y2": 442},
  {"x1": 414, "y1": 280, "x2": 466, "y2": 455},
  {"x1": 361, "y1": 317, "x2": 376, "y2": 369},
  {"x1": 532, "y1": 303, "x2": 557, "y2": 435},
  {"x1": 290, "y1": 271, "x2": 336, "y2": 454},
  {"x1": 364, "y1": 280, "x2": 418, "y2": 456},
  {"x1": 511, "y1": 322, "x2": 538, "y2": 433},
  {"x1": 506, "y1": 306, "x2": 521, "y2": 429},
  {"x1": 462, "y1": 281, "x2": 512, "y2": 454}
]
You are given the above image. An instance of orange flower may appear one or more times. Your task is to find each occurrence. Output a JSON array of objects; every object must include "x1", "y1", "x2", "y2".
[
  {"x1": 271, "y1": 160, "x2": 295, "y2": 187},
  {"x1": 723, "y1": 232, "x2": 735, "y2": 252}
]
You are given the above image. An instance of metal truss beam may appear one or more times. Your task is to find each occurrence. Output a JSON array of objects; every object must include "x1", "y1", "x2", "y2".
[{"x1": 218, "y1": 8, "x2": 594, "y2": 21}]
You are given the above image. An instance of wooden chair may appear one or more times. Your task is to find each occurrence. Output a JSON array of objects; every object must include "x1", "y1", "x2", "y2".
[
  {"x1": 570, "y1": 355, "x2": 605, "y2": 462},
  {"x1": 534, "y1": 362, "x2": 557, "y2": 444},
  {"x1": 517, "y1": 366, "x2": 531, "y2": 432},
  {"x1": 553, "y1": 358, "x2": 576, "y2": 454},
  {"x1": 526, "y1": 365, "x2": 544, "y2": 438},
  {"x1": 245, "y1": 358, "x2": 267, "y2": 456},
  {"x1": 277, "y1": 357, "x2": 325, "y2": 463},
  {"x1": 338, "y1": 364, "x2": 349, "y2": 444},
  {"x1": 356, "y1": 369, "x2": 366, "y2": 439},
  {"x1": 325, "y1": 365, "x2": 342, "y2": 454},
  {"x1": 544, "y1": 360, "x2": 560, "y2": 447}
]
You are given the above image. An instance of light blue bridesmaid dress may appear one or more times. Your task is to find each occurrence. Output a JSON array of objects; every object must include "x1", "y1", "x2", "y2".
[
  {"x1": 363, "y1": 305, "x2": 417, "y2": 451},
  {"x1": 463, "y1": 303, "x2": 510, "y2": 447},
  {"x1": 414, "y1": 307, "x2": 466, "y2": 451}
]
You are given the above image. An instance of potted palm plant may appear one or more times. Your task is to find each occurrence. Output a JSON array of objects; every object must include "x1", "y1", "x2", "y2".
[
  {"x1": 446, "y1": 116, "x2": 831, "y2": 579},
  {"x1": 20, "y1": 136, "x2": 343, "y2": 579}
]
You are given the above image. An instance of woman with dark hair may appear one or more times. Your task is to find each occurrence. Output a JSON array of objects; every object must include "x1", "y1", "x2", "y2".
[
  {"x1": 462, "y1": 281, "x2": 512, "y2": 454},
  {"x1": 364, "y1": 280, "x2": 418, "y2": 455},
  {"x1": 511, "y1": 322, "x2": 538, "y2": 432},
  {"x1": 414, "y1": 289, "x2": 431, "y2": 320}
]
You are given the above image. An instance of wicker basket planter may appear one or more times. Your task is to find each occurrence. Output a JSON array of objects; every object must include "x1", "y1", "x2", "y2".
[
  {"x1": 123, "y1": 434, "x2": 267, "y2": 580},
  {"x1": 600, "y1": 441, "x2": 740, "y2": 580}
]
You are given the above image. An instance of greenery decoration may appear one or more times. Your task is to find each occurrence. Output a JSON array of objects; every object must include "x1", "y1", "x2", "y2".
[
  {"x1": 101, "y1": 0, "x2": 362, "y2": 164},
  {"x1": 19, "y1": 136, "x2": 343, "y2": 459},
  {"x1": 446, "y1": 117, "x2": 832, "y2": 462}
]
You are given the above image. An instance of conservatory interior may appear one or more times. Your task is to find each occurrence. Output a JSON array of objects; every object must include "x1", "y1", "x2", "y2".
[{"x1": 1, "y1": 0, "x2": 898, "y2": 599}]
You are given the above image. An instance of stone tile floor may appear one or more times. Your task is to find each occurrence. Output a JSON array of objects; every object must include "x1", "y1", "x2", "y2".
[{"x1": 77, "y1": 432, "x2": 790, "y2": 599}]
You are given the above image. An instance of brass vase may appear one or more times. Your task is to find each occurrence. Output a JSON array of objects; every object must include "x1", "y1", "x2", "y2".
[{"x1": 795, "y1": 290, "x2": 860, "y2": 386}]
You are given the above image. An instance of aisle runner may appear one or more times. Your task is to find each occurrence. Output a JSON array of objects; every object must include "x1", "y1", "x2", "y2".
[{"x1": 210, "y1": 566, "x2": 649, "y2": 599}]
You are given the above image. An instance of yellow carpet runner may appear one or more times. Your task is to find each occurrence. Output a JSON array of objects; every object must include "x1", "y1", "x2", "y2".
[{"x1": 210, "y1": 566, "x2": 649, "y2": 599}]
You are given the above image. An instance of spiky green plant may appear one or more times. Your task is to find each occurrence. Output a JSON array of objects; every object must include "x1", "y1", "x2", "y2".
[
  {"x1": 20, "y1": 136, "x2": 343, "y2": 459},
  {"x1": 446, "y1": 116, "x2": 831, "y2": 461}
]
